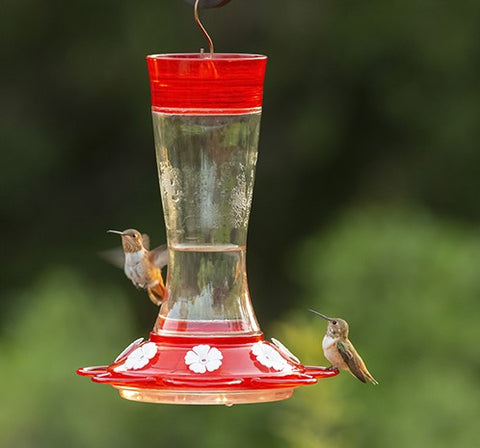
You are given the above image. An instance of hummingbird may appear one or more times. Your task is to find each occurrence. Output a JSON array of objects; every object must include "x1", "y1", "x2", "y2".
[
  {"x1": 105, "y1": 229, "x2": 168, "y2": 306},
  {"x1": 309, "y1": 309, "x2": 378, "y2": 385}
]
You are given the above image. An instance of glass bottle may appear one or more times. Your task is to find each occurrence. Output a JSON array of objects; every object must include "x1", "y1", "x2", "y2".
[{"x1": 147, "y1": 53, "x2": 266, "y2": 336}]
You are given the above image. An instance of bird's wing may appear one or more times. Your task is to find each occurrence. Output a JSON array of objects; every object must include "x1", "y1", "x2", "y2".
[
  {"x1": 336, "y1": 340, "x2": 367, "y2": 383},
  {"x1": 149, "y1": 244, "x2": 169, "y2": 269},
  {"x1": 142, "y1": 233, "x2": 150, "y2": 250},
  {"x1": 99, "y1": 248, "x2": 125, "y2": 269}
]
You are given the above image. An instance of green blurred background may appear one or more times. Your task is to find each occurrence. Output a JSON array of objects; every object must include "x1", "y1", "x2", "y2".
[{"x1": 1, "y1": 0, "x2": 480, "y2": 446}]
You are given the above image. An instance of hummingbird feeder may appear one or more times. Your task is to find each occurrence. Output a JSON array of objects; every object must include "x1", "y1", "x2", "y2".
[{"x1": 77, "y1": 0, "x2": 337, "y2": 405}]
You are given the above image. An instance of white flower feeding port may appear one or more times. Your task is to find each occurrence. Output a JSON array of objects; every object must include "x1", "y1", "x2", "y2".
[
  {"x1": 114, "y1": 342, "x2": 158, "y2": 372},
  {"x1": 77, "y1": 3, "x2": 338, "y2": 406},
  {"x1": 185, "y1": 345, "x2": 223, "y2": 373},
  {"x1": 252, "y1": 342, "x2": 289, "y2": 372}
]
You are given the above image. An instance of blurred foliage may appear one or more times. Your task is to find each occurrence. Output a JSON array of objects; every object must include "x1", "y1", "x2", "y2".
[
  {"x1": 2, "y1": 208, "x2": 479, "y2": 447},
  {"x1": 276, "y1": 206, "x2": 480, "y2": 448},
  {"x1": 1, "y1": 0, "x2": 480, "y2": 447},
  {"x1": 0, "y1": 271, "x2": 285, "y2": 447}
]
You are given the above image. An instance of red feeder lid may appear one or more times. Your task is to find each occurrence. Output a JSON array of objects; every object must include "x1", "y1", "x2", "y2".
[{"x1": 146, "y1": 53, "x2": 267, "y2": 114}]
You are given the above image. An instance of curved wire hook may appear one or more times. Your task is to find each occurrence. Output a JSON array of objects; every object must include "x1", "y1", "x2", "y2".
[{"x1": 194, "y1": 0, "x2": 214, "y2": 56}]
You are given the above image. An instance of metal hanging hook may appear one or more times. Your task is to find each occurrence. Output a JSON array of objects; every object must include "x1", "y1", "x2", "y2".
[{"x1": 194, "y1": 0, "x2": 214, "y2": 56}]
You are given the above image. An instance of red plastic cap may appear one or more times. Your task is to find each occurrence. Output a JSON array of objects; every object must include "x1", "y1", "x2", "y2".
[{"x1": 146, "y1": 53, "x2": 267, "y2": 114}]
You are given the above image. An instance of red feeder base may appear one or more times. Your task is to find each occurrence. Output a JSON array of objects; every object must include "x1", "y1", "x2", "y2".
[{"x1": 78, "y1": 331, "x2": 338, "y2": 405}]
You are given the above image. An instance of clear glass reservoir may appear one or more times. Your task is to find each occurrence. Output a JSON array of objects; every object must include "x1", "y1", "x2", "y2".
[{"x1": 153, "y1": 112, "x2": 261, "y2": 335}]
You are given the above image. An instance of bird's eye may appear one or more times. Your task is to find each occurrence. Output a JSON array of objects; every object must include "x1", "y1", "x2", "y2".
[
  {"x1": 132, "y1": 234, "x2": 137, "y2": 238},
  {"x1": 332, "y1": 320, "x2": 337, "y2": 325}
]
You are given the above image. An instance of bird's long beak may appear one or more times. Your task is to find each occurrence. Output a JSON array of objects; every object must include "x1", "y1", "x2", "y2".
[
  {"x1": 308, "y1": 309, "x2": 331, "y2": 321},
  {"x1": 107, "y1": 230, "x2": 125, "y2": 236}
]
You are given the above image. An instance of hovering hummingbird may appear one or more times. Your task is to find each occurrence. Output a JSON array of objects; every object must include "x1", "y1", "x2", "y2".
[
  {"x1": 309, "y1": 309, "x2": 378, "y2": 385},
  {"x1": 104, "y1": 229, "x2": 168, "y2": 306}
]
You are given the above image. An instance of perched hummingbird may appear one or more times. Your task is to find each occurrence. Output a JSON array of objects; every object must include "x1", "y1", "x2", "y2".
[
  {"x1": 105, "y1": 229, "x2": 168, "y2": 306},
  {"x1": 309, "y1": 309, "x2": 378, "y2": 385}
]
